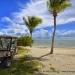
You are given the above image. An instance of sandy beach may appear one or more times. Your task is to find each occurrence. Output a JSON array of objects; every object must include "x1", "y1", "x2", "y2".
[{"x1": 25, "y1": 46, "x2": 75, "y2": 75}]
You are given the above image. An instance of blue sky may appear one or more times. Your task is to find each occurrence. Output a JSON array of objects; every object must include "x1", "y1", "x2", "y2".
[{"x1": 0, "y1": 0, "x2": 75, "y2": 38}]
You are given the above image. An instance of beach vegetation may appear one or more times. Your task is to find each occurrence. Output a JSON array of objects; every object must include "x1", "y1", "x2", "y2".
[
  {"x1": 50, "y1": 67, "x2": 55, "y2": 71},
  {"x1": 17, "y1": 36, "x2": 33, "y2": 46},
  {"x1": 0, "y1": 47, "x2": 42, "y2": 75},
  {"x1": 23, "y1": 16, "x2": 42, "y2": 47},
  {"x1": 18, "y1": 46, "x2": 29, "y2": 54},
  {"x1": 47, "y1": 0, "x2": 72, "y2": 54}
]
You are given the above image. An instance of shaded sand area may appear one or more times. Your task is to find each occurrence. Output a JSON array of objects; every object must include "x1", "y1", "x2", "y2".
[{"x1": 25, "y1": 46, "x2": 75, "y2": 75}]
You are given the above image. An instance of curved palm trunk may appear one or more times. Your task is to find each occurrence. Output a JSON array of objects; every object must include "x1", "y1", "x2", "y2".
[
  {"x1": 30, "y1": 32, "x2": 32, "y2": 47},
  {"x1": 50, "y1": 16, "x2": 56, "y2": 54}
]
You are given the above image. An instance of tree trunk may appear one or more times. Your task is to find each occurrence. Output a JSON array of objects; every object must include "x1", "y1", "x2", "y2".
[
  {"x1": 50, "y1": 16, "x2": 56, "y2": 54},
  {"x1": 30, "y1": 32, "x2": 32, "y2": 47}
]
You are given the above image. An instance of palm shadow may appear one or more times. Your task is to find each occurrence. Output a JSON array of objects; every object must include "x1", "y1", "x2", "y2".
[
  {"x1": 24, "y1": 55, "x2": 49, "y2": 61},
  {"x1": 36, "y1": 73, "x2": 48, "y2": 75},
  {"x1": 38, "y1": 53, "x2": 50, "y2": 59},
  {"x1": 25, "y1": 53, "x2": 51, "y2": 61}
]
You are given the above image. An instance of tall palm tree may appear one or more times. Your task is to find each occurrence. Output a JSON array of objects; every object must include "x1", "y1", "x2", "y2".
[
  {"x1": 23, "y1": 16, "x2": 42, "y2": 47},
  {"x1": 47, "y1": 0, "x2": 71, "y2": 54}
]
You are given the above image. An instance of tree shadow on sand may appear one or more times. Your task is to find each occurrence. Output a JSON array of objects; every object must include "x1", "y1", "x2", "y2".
[
  {"x1": 36, "y1": 73, "x2": 48, "y2": 75},
  {"x1": 38, "y1": 53, "x2": 50, "y2": 59},
  {"x1": 26, "y1": 54, "x2": 50, "y2": 61}
]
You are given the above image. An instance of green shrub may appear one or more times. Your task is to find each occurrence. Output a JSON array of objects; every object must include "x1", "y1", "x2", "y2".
[{"x1": 17, "y1": 36, "x2": 33, "y2": 46}]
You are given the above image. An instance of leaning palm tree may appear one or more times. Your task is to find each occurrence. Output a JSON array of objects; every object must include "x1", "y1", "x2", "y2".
[
  {"x1": 23, "y1": 16, "x2": 42, "y2": 47},
  {"x1": 47, "y1": 0, "x2": 71, "y2": 54}
]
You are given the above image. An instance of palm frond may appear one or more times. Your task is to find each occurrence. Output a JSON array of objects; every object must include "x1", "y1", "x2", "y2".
[
  {"x1": 56, "y1": 3, "x2": 71, "y2": 13},
  {"x1": 58, "y1": 0, "x2": 71, "y2": 5},
  {"x1": 23, "y1": 16, "x2": 42, "y2": 32},
  {"x1": 23, "y1": 17, "x2": 30, "y2": 29},
  {"x1": 47, "y1": 0, "x2": 53, "y2": 13},
  {"x1": 47, "y1": 0, "x2": 72, "y2": 15}
]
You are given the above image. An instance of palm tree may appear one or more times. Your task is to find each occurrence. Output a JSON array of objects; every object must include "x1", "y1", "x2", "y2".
[
  {"x1": 47, "y1": 0, "x2": 71, "y2": 54},
  {"x1": 23, "y1": 16, "x2": 42, "y2": 47}
]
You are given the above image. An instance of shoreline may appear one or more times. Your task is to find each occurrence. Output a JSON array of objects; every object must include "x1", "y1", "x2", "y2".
[{"x1": 30, "y1": 46, "x2": 75, "y2": 49}]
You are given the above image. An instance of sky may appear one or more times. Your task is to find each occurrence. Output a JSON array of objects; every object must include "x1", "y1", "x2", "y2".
[{"x1": 0, "y1": 0, "x2": 75, "y2": 38}]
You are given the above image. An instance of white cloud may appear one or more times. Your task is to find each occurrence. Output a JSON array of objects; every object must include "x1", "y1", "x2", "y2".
[
  {"x1": 2, "y1": 16, "x2": 11, "y2": 22},
  {"x1": 61, "y1": 30, "x2": 75, "y2": 37},
  {"x1": 13, "y1": 0, "x2": 75, "y2": 28},
  {"x1": 0, "y1": 32, "x2": 3, "y2": 35},
  {"x1": 55, "y1": 30, "x2": 75, "y2": 37},
  {"x1": 33, "y1": 29, "x2": 75, "y2": 38},
  {"x1": 13, "y1": 0, "x2": 54, "y2": 28},
  {"x1": 0, "y1": 0, "x2": 75, "y2": 37},
  {"x1": 1, "y1": 16, "x2": 75, "y2": 38},
  {"x1": 33, "y1": 28, "x2": 51, "y2": 38},
  {"x1": 1, "y1": 17, "x2": 29, "y2": 36}
]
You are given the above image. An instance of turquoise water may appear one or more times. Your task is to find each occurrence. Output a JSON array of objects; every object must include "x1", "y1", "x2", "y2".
[{"x1": 32, "y1": 38, "x2": 75, "y2": 48}]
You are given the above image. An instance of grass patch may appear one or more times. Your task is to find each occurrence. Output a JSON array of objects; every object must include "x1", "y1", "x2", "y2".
[
  {"x1": 0, "y1": 46, "x2": 43, "y2": 75},
  {"x1": 50, "y1": 67, "x2": 55, "y2": 71},
  {"x1": 18, "y1": 46, "x2": 29, "y2": 54}
]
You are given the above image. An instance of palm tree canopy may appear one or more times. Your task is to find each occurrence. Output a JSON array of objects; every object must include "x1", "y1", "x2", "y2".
[
  {"x1": 23, "y1": 16, "x2": 42, "y2": 32},
  {"x1": 47, "y1": 0, "x2": 72, "y2": 15}
]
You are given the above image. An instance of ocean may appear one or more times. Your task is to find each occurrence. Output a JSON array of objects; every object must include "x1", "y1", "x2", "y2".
[{"x1": 32, "y1": 38, "x2": 75, "y2": 48}]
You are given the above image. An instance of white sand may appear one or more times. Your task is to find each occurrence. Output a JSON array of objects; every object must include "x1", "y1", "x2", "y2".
[{"x1": 25, "y1": 46, "x2": 75, "y2": 75}]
